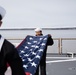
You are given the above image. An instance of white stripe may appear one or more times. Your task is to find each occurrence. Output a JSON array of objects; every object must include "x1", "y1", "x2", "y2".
[
  {"x1": 46, "y1": 58, "x2": 76, "y2": 64},
  {"x1": 0, "y1": 36, "x2": 4, "y2": 51}
]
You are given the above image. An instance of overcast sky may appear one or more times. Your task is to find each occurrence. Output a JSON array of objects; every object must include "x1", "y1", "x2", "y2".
[{"x1": 0, "y1": 0, "x2": 76, "y2": 28}]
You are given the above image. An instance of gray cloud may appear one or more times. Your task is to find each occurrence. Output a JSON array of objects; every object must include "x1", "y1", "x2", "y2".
[{"x1": 0, "y1": 0, "x2": 76, "y2": 28}]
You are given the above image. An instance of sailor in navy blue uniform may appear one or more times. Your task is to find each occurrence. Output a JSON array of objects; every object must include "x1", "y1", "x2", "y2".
[
  {"x1": 34, "y1": 28, "x2": 54, "y2": 75},
  {"x1": 0, "y1": 6, "x2": 25, "y2": 75}
]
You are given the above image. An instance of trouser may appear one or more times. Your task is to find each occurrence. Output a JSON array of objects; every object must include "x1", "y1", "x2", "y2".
[{"x1": 35, "y1": 51, "x2": 46, "y2": 75}]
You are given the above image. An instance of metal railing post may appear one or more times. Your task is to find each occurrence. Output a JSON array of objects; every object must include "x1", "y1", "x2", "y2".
[{"x1": 58, "y1": 38, "x2": 62, "y2": 54}]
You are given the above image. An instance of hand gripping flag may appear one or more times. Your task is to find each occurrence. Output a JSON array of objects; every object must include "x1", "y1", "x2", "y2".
[{"x1": 17, "y1": 35, "x2": 50, "y2": 75}]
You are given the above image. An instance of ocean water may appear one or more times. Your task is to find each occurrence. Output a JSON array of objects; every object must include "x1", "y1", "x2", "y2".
[
  {"x1": 0, "y1": 28, "x2": 76, "y2": 53},
  {"x1": 0, "y1": 29, "x2": 76, "y2": 38}
]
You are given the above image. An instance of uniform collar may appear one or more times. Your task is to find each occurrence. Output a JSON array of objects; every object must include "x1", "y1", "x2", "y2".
[
  {"x1": 0, "y1": 35, "x2": 1, "y2": 39},
  {"x1": 0, "y1": 35, "x2": 4, "y2": 51}
]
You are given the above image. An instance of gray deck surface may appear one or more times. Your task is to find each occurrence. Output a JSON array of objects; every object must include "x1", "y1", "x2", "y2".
[{"x1": 5, "y1": 53, "x2": 76, "y2": 75}]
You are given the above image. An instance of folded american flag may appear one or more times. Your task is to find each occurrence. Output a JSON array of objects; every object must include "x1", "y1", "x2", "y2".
[{"x1": 17, "y1": 35, "x2": 49, "y2": 75}]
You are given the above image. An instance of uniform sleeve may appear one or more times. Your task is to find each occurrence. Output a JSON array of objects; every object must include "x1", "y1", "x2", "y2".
[
  {"x1": 47, "y1": 34, "x2": 54, "y2": 46},
  {"x1": 7, "y1": 45, "x2": 25, "y2": 75}
]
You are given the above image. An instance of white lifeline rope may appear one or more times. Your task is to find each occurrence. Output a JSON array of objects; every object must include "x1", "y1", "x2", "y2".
[{"x1": 0, "y1": 36, "x2": 4, "y2": 51}]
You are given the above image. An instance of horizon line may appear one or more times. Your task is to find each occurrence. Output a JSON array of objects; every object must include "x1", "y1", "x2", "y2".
[{"x1": 0, "y1": 27, "x2": 76, "y2": 30}]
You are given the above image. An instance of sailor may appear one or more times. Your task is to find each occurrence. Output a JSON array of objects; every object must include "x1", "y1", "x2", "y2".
[
  {"x1": 34, "y1": 27, "x2": 54, "y2": 75},
  {"x1": 0, "y1": 6, "x2": 25, "y2": 75}
]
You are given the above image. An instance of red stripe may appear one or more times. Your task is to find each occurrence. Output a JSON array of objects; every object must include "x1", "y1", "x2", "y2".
[{"x1": 25, "y1": 72, "x2": 31, "y2": 75}]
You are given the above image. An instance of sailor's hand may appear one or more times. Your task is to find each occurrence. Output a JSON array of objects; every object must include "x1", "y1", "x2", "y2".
[{"x1": 48, "y1": 34, "x2": 51, "y2": 37}]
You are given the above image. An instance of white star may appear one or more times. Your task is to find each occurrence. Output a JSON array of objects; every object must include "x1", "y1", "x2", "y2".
[
  {"x1": 31, "y1": 52, "x2": 36, "y2": 55},
  {"x1": 44, "y1": 38, "x2": 47, "y2": 40},
  {"x1": 36, "y1": 55, "x2": 40, "y2": 59},
  {"x1": 22, "y1": 59, "x2": 25, "y2": 61},
  {"x1": 33, "y1": 41, "x2": 37, "y2": 43},
  {"x1": 41, "y1": 43, "x2": 45, "y2": 46},
  {"x1": 24, "y1": 54, "x2": 29, "y2": 56},
  {"x1": 35, "y1": 46, "x2": 39, "y2": 48},
  {"x1": 29, "y1": 37, "x2": 33, "y2": 40},
  {"x1": 27, "y1": 42, "x2": 31, "y2": 44},
  {"x1": 31, "y1": 45, "x2": 35, "y2": 48},
  {"x1": 28, "y1": 58, "x2": 32, "y2": 62},
  {"x1": 40, "y1": 38, "x2": 43, "y2": 40},
  {"x1": 29, "y1": 49, "x2": 33, "y2": 51},
  {"x1": 38, "y1": 42, "x2": 40, "y2": 44},
  {"x1": 25, "y1": 46, "x2": 29, "y2": 49},
  {"x1": 21, "y1": 50, "x2": 25, "y2": 53},
  {"x1": 31, "y1": 62, "x2": 37, "y2": 67},
  {"x1": 23, "y1": 65, "x2": 28, "y2": 69},
  {"x1": 38, "y1": 49, "x2": 43, "y2": 52}
]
